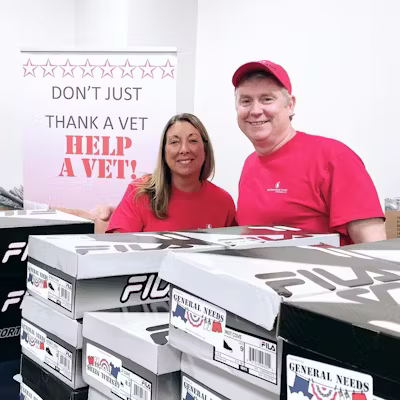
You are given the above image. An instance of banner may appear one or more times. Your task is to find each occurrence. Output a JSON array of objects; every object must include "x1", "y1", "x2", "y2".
[{"x1": 22, "y1": 50, "x2": 177, "y2": 209}]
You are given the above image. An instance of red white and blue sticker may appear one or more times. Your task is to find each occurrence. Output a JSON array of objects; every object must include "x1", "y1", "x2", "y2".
[
  {"x1": 287, "y1": 355, "x2": 373, "y2": 400},
  {"x1": 27, "y1": 262, "x2": 49, "y2": 299},
  {"x1": 27, "y1": 262, "x2": 73, "y2": 312},
  {"x1": 171, "y1": 288, "x2": 226, "y2": 348},
  {"x1": 86, "y1": 343, "x2": 122, "y2": 390},
  {"x1": 21, "y1": 319, "x2": 73, "y2": 381},
  {"x1": 86, "y1": 343, "x2": 152, "y2": 400}
]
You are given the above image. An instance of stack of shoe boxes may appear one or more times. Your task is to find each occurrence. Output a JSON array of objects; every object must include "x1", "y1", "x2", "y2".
[
  {"x1": 158, "y1": 242, "x2": 400, "y2": 400},
  {"x1": 20, "y1": 226, "x2": 342, "y2": 399},
  {"x1": 0, "y1": 209, "x2": 93, "y2": 399},
  {"x1": 278, "y1": 238, "x2": 400, "y2": 400},
  {"x1": 20, "y1": 230, "x2": 226, "y2": 399}
]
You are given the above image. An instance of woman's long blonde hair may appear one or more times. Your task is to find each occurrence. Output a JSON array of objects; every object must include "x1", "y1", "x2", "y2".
[{"x1": 135, "y1": 113, "x2": 215, "y2": 219}]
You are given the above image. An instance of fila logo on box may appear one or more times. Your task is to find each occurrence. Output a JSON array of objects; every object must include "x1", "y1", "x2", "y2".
[
  {"x1": 255, "y1": 246, "x2": 400, "y2": 298},
  {"x1": 2, "y1": 242, "x2": 28, "y2": 264},
  {"x1": 146, "y1": 324, "x2": 169, "y2": 345},
  {"x1": 120, "y1": 273, "x2": 169, "y2": 303},
  {"x1": 1, "y1": 290, "x2": 25, "y2": 312},
  {"x1": 74, "y1": 232, "x2": 215, "y2": 255},
  {"x1": 0, "y1": 326, "x2": 21, "y2": 339}
]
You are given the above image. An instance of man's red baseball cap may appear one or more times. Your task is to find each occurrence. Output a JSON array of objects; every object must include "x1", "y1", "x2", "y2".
[{"x1": 232, "y1": 60, "x2": 292, "y2": 94}]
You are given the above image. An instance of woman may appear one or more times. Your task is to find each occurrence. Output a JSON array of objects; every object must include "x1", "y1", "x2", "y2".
[{"x1": 107, "y1": 113, "x2": 236, "y2": 232}]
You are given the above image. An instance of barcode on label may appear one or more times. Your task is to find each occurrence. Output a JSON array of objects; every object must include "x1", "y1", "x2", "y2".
[
  {"x1": 60, "y1": 287, "x2": 71, "y2": 302},
  {"x1": 248, "y1": 347, "x2": 271, "y2": 367},
  {"x1": 133, "y1": 384, "x2": 148, "y2": 400},
  {"x1": 59, "y1": 353, "x2": 71, "y2": 371}
]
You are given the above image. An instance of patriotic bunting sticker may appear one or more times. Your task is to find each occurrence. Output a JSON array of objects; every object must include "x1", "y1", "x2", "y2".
[
  {"x1": 171, "y1": 288, "x2": 226, "y2": 348},
  {"x1": 287, "y1": 355, "x2": 373, "y2": 400}
]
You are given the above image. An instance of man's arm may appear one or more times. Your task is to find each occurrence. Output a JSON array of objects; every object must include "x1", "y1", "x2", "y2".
[{"x1": 347, "y1": 218, "x2": 386, "y2": 244}]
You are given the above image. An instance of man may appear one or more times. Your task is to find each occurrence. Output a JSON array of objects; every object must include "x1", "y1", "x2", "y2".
[{"x1": 232, "y1": 60, "x2": 385, "y2": 245}]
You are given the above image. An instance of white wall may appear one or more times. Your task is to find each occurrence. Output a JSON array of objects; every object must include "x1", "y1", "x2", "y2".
[
  {"x1": 195, "y1": 0, "x2": 400, "y2": 205},
  {"x1": 125, "y1": 0, "x2": 198, "y2": 113},
  {"x1": 76, "y1": 0, "x2": 198, "y2": 113},
  {"x1": 75, "y1": 0, "x2": 128, "y2": 48},
  {"x1": 0, "y1": 0, "x2": 76, "y2": 190}
]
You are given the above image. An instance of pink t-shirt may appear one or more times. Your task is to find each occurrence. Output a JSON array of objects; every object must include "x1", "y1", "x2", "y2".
[
  {"x1": 237, "y1": 132, "x2": 384, "y2": 245},
  {"x1": 107, "y1": 180, "x2": 236, "y2": 233}
]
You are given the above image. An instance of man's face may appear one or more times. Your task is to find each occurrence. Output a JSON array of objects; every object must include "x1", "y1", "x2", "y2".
[{"x1": 235, "y1": 77, "x2": 295, "y2": 147}]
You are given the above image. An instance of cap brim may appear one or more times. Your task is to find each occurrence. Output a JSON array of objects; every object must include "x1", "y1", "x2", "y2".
[{"x1": 232, "y1": 62, "x2": 275, "y2": 87}]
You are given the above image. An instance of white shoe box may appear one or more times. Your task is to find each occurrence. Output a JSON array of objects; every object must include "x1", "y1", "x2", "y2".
[
  {"x1": 27, "y1": 232, "x2": 224, "y2": 319},
  {"x1": 83, "y1": 312, "x2": 181, "y2": 400}
]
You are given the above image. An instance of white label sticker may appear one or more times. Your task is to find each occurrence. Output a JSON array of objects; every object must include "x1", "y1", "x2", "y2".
[
  {"x1": 86, "y1": 343, "x2": 122, "y2": 390},
  {"x1": 181, "y1": 375, "x2": 223, "y2": 400},
  {"x1": 20, "y1": 382, "x2": 44, "y2": 400},
  {"x1": 287, "y1": 355, "x2": 373, "y2": 400},
  {"x1": 21, "y1": 319, "x2": 46, "y2": 362},
  {"x1": 48, "y1": 273, "x2": 73, "y2": 312},
  {"x1": 112, "y1": 366, "x2": 152, "y2": 400},
  {"x1": 21, "y1": 319, "x2": 73, "y2": 381},
  {"x1": 45, "y1": 336, "x2": 73, "y2": 381},
  {"x1": 27, "y1": 262, "x2": 73, "y2": 312},
  {"x1": 214, "y1": 327, "x2": 277, "y2": 384},
  {"x1": 27, "y1": 262, "x2": 49, "y2": 300},
  {"x1": 171, "y1": 288, "x2": 226, "y2": 348}
]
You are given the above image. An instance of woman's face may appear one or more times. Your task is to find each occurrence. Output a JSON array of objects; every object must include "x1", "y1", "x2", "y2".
[{"x1": 164, "y1": 121, "x2": 205, "y2": 180}]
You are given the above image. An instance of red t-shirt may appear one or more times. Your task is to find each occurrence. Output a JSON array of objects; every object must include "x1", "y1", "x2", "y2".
[
  {"x1": 237, "y1": 132, "x2": 384, "y2": 245},
  {"x1": 107, "y1": 180, "x2": 236, "y2": 233}
]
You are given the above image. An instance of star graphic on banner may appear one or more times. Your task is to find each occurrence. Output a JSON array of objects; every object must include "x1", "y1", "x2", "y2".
[
  {"x1": 80, "y1": 59, "x2": 96, "y2": 78},
  {"x1": 139, "y1": 59, "x2": 156, "y2": 78},
  {"x1": 100, "y1": 59, "x2": 116, "y2": 78},
  {"x1": 60, "y1": 59, "x2": 76, "y2": 77},
  {"x1": 23, "y1": 59, "x2": 38, "y2": 77},
  {"x1": 160, "y1": 59, "x2": 175, "y2": 79},
  {"x1": 119, "y1": 59, "x2": 136, "y2": 78},
  {"x1": 41, "y1": 59, "x2": 57, "y2": 77}
]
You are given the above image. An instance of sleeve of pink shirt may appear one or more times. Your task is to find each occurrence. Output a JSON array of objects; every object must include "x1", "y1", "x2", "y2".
[
  {"x1": 320, "y1": 147, "x2": 384, "y2": 236},
  {"x1": 106, "y1": 183, "x2": 144, "y2": 233}
]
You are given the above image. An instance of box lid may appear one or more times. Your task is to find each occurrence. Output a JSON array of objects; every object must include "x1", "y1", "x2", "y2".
[
  {"x1": 27, "y1": 225, "x2": 339, "y2": 280},
  {"x1": 28, "y1": 231, "x2": 225, "y2": 279},
  {"x1": 345, "y1": 238, "x2": 400, "y2": 264},
  {"x1": 278, "y1": 281, "x2": 400, "y2": 390},
  {"x1": 22, "y1": 294, "x2": 83, "y2": 348},
  {"x1": 159, "y1": 245, "x2": 400, "y2": 331},
  {"x1": 83, "y1": 312, "x2": 181, "y2": 375},
  {"x1": 0, "y1": 209, "x2": 92, "y2": 228},
  {"x1": 183, "y1": 225, "x2": 340, "y2": 248}
]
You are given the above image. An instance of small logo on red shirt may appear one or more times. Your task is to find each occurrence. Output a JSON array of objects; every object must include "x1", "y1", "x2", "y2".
[{"x1": 268, "y1": 181, "x2": 288, "y2": 194}]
